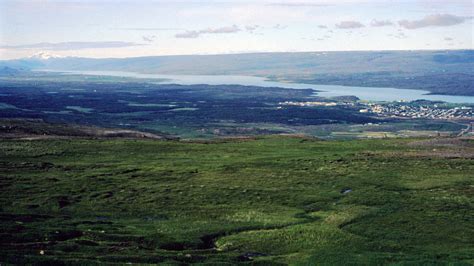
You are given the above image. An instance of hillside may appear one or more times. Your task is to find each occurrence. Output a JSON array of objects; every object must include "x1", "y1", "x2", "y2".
[{"x1": 1, "y1": 136, "x2": 473, "y2": 264}]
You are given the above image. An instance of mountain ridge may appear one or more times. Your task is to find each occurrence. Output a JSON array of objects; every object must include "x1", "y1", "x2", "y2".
[{"x1": 1, "y1": 50, "x2": 473, "y2": 96}]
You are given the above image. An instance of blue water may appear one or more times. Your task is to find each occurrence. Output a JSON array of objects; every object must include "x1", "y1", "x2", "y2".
[{"x1": 46, "y1": 70, "x2": 474, "y2": 104}]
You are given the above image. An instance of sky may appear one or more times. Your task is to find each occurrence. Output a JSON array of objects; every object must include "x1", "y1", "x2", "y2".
[{"x1": 0, "y1": 0, "x2": 473, "y2": 59}]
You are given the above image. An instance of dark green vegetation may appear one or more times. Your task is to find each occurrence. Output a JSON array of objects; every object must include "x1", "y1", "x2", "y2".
[
  {"x1": 2, "y1": 76, "x2": 471, "y2": 139},
  {"x1": 0, "y1": 119, "x2": 168, "y2": 140},
  {"x1": 2, "y1": 50, "x2": 473, "y2": 95},
  {"x1": 1, "y1": 53, "x2": 472, "y2": 264},
  {"x1": 1, "y1": 136, "x2": 473, "y2": 264},
  {"x1": 0, "y1": 78, "x2": 382, "y2": 139}
]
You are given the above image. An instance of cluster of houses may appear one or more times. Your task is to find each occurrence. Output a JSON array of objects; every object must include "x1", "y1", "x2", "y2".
[
  {"x1": 279, "y1": 99, "x2": 473, "y2": 121},
  {"x1": 279, "y1": 101, "x2": 339, "y2": 107},
  {"x1": 359, "y1": 103, "x2": 473, "y2": 120}
]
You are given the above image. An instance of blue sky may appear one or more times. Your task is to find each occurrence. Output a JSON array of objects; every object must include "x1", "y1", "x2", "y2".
[{"x1": 0, "y1": 0, "x2": 472, "y2": 59}]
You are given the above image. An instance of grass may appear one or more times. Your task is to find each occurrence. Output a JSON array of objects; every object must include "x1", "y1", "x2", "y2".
[{"x1": 0, "y1": 136, "x2": 473, "y2": 264}]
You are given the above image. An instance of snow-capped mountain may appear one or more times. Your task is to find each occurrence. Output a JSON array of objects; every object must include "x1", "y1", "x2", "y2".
[{"x1": 28, "y1": 52, "x2": 64, "y2": 60}]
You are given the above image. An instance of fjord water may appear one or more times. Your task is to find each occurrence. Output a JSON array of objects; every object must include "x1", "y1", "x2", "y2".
[{"x1": 54, "y1": 70, "x2": 474, "y2": 104}]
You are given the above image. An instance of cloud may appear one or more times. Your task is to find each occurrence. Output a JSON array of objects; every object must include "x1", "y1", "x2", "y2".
[
  {"x1": 273, "y1": 24, "x2": 288, "y2": 29},
  {"x1": 112, "y1": 27, "x2": 183, "y2": 31},
  {"x1": 335, "y1": 21, "x2": 365, "y2": 29},
  {"x1": 0, "y1": 41, "x2": 145, "y2": 50},
  {"x1": 444, "y1": 37, "x2": 453, "y2": 41},
  {"x1": 175, "y1": 31, "x2": 201, "y2": 39},
  {"x1": 318, "y1": 25, "x2": 328, "y2": 29},
  {"x1": 387, "y1": 32, "x2": 408, "y2": 39},
  {"x1": 175, "y1": 25, "x2": 241, "y2": 39},
  {"x1": 398, "y1": 14, "x2": 470, "y2": 29},
  {"x1": 142, "y1": 35, "x2": 156, "y2": 42},
  {"x1": 370, "y1": 19, "x2": 393, "y2": 27},
  {"x1": 204, "y1": 25, "x2": 240, "y2": 34},
  {"x1": 267, "y1": 2, "x2": 332, "y2": 7},
  {"x1": 245, "y1": 25, "x2": 263, "y2": 34},
  {"x1": 245, "y1": 25, "x2": 260, "y2": 32},
  {"x1": 396, "y1": 32, "x2": 407, "y2": 39}
]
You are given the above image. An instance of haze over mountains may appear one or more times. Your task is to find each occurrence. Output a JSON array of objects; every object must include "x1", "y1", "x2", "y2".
[{"x1": 1, "y1": 50, "x2": 473, "y2": 96}]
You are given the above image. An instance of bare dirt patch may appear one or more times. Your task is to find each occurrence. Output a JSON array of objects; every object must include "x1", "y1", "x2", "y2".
[
  {"x1": 407, "y1": 137, "x2": 474, "y2": 148},
  {"x1": 405, "y1": 137, "x2": 474, "y2": 158}
]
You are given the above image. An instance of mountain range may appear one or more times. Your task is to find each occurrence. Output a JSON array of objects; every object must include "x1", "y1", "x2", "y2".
[{"x1": 1, "y1": 50, "x2": 473, "y2": 96}]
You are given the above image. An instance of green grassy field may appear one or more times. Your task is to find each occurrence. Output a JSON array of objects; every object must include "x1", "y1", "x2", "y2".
[{"x1": 1, "y1": 136, "x2": 473, "y2": 264}]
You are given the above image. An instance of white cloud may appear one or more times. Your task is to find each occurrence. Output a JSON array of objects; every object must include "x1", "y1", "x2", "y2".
[
  {"x1": 113, "y1": 27, "x2": 183, "y2": 31},
  {"x1": 370, "y1": 19, "x2": 393, "y2": 27},
  {"x1": 175, "y1": 31, "x2": 201, "y2": 39},
  {"x1": 266, "y1": 2, "x2": 332, "y2": 7},
  {"x1": 387, "y1": 32, "x2": 408, "y2": 39},
  {"x1": 142, "y1": 35, "x2": 156, "y2": 42},
  {"x1": 398, "y1": 14, "x2": 470, "y2": 29},
  {"x1": 0, "y1": 41, "x2": 145, "y2": 50},
  {"x1": 273, "y1": 24, "x2": 288, "y2": 29},
  {"x1": 335, "y1": 21, "x2": 365, "y2": 29},
  {"x1": 245, "y1": 25, "x2": 261, "y2": 33},
  {"x1": 204, "y1": 25, "x2": 240, "y2": 34},
  {"x1": 175, "y1": 25, "x2": 241, "y2": 39}
]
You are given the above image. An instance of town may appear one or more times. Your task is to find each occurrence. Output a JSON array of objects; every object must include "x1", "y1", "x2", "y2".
[
  {"x1": 360, "y1": 102, "x2": 473, "y2": 120},
  {"x1": 279, "y1": 100, "x2": 473, "y2": 120}
]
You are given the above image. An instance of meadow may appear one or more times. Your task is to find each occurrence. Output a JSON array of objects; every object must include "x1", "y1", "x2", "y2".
[{"x1": 1, "y1": 136, "x2": 473, "y2": 264}]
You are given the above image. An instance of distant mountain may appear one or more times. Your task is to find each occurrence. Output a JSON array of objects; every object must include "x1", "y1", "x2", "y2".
[
  {"x1": 0, "y1": 50, "x2": 473, "y2": 95},
  {"x1": 0, "y1": 66, "x2": 29, "y2": 77},
  {"x1": 28, "y1": 52, "x2": 64, "y2": 60},
  {"x1": 0, "y1": 52, "x2": 65, "y2": 70},
  {"x1": 0, "y1": 59, "x2": 44, "y2": 70},
  {"x1": 1, "y1": 50, "x2": 472, "y2": 75}
]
